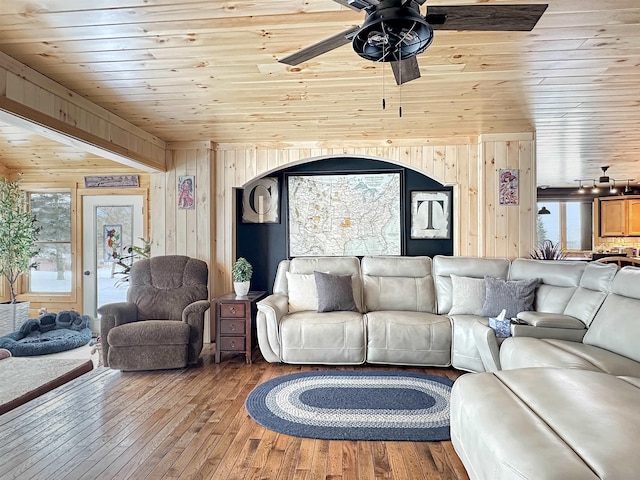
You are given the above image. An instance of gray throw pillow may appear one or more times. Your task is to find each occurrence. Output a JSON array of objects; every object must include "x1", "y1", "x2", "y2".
[
  {"x1": 481, "y1": 276, "x2": 539, "y2": 319},
  {"x1": 314, "y1": 271, "x2": 358, "y2": 313}
]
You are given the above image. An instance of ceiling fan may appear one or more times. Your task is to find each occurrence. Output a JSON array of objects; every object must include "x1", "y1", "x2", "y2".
[{"x1": 279, "y1": 0, "x2": 548, "y2": 85}]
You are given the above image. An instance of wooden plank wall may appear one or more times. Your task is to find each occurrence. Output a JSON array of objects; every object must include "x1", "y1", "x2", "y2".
[
  {"x1": 151, "y1": 142, "x2": 212, "y2": 261},
  {"x1": 480, "y1": 133, "x2": 537, "y2": 259},
  {"x1": 152, "y1": 142, "x2": 213, "y2": 340},
  {"x1": 211, "y1": 134, "x2": 536, "y2": 296}
]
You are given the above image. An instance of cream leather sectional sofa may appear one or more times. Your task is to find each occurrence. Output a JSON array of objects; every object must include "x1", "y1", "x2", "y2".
[
  {"x1": 451, "y1": 265, "x2": 640, "y2": 480},
  {"x1": 256, "y1": 254, "x2": 640, "y2": 480},
  {"x1": 256, "y1": 254, "x2": 626, "y2": 369}
]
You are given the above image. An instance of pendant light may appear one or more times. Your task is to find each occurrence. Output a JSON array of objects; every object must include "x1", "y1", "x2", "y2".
[{"x1": 537, "y1": 206, "x2": 551, "y2": 215}]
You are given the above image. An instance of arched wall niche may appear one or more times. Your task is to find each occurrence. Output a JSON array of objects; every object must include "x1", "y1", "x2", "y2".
[
  {"x1": 213, "y1": 136, "x2": 535, "y2": 296},
  {"x1": 235, "y1": 156, "x2": 455, "y2": 293},
  {"x1": 237, "y1": 153, "x2": 449, "y2": 188}
]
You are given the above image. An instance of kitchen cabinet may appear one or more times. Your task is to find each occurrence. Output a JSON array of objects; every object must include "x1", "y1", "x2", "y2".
[
  {"x1": 628, "y1": 199, "x2": 640, "y2": 236},
  {"x1": 600, "y1": 199, "x2": 626, "y2": 236},
  {"x1": 599, "y1": 197, "x2": 640, "y2": 237}
]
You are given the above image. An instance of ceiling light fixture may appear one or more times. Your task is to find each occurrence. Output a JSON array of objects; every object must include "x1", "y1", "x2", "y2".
[
  {"x1": 352, "y1": 1, "x2": 434, "y2": 63},
  {"x1": 574, "y1": 166, "x2": 635, "y2": 196},
  {"x1": 351, "y1": 1, "x2": 435, "y2": 118},
  {"x1": 538, "y1": 206, "x2": 551, "y2": 215}
]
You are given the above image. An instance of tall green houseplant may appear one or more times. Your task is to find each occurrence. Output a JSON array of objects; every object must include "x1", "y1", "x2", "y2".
[{"x1": 0, "y1": 176, "x2": 40, "y2": 304}]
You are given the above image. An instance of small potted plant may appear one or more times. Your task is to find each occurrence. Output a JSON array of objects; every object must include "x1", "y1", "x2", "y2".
[{"x1": 232, "y1": 257, "x2": 252, "y2": 296}]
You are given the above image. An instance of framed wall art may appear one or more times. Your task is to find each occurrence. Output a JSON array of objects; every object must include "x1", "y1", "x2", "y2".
[
  {"x1": 178, "y1": 175, "x2": 195, "y2": 210},
  {"x1": 410, "y1": 191, "x2": 451, "y2": 239},
  {"x1": 242, "y1": 177, "x2": 279, "y2": 223},
  {"x1": 499, "y1": 168, "x2": 519, "y2": 206},
  {"x1": 85, "y1": 174, "x2": 139, "y2": 188},
  {"x1": 286, "y1": 171, "x2": 403, "y2": 256}
]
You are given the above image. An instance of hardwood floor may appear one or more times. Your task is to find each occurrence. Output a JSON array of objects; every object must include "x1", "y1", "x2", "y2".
[{"x1": 0, "y1": 345, "x2": 469, "y2": 480}]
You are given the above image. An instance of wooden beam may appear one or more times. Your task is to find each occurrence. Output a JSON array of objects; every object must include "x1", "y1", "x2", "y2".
[
  {"x1": 0, "y1": 97, "x2": 165, "y2": 172},
  {"x1": 0, "y1": 51, "x2": 166, "y2": 172}
]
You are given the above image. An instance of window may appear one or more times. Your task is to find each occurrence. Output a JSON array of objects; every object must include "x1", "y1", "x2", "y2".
[
  {"x1": 29, "y1": 192, "x2": 72, "y2": 293},
  {"x1": 537, "y1": 201, "x2": 592, "y2": 250}
]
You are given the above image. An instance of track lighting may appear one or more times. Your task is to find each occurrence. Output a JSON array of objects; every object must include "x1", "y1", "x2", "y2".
[{"x1": 574, "y1": 166, "x2": 634, "y2": 196}]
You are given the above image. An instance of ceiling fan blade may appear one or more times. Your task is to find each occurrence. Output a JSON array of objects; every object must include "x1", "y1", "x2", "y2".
[
  {"x1": 279, "y1": 26, "x2": 361, "y2": 66},
  {"x1": 332, "y1": 0, "x2": 379, "y2": 12},
  {"x1": 391, "y1": 57, "x2": 421, "y2": 85},
  {"x1": 427, "y1": 4, "x2": 548, "y2": 31}
]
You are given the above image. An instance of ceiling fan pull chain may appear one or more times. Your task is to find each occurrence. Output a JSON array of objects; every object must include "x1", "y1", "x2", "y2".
[
  {"x1": 399, "y1": 52, "x2": 403, "y2": 118},
  {"x1": 382, "y1": 45, "x2": 386, "y2": 110},
  {"x1": 382, "y1": 63, "x2": 386, "y2": 110}
]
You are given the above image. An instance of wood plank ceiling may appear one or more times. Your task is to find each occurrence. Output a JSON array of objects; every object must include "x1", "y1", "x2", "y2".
[{"x1": 0, "y1": 0, "x2": 639, "y2": 187}]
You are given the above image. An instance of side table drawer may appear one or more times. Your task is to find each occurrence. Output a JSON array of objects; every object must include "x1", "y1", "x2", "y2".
[
  {"x1": 220, "y1": 337, "x2": 245, "y2": 351},
  {"x1": 219, "y1": 302, "x2": 246, "y2": 318},
  {"x1": 220, "y1": 319, "x2": 245, "y2": 335}
]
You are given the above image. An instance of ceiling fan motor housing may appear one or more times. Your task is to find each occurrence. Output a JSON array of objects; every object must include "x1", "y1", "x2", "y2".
[{"x1": 352, "y1": 0, "x2": 434, "y2": 62}]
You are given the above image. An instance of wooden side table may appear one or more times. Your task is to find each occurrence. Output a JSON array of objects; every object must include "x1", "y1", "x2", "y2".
[{"x1": 213, "y1": 291, "x2": 266, "y2": 364}]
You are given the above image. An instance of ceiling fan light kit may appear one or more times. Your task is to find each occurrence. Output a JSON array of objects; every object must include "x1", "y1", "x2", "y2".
[{"x1": 351, "y1": 1, "x2": 434, "y2": 62}]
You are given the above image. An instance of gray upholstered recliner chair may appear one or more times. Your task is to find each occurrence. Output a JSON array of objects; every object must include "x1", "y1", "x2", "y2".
[{"x1": 98, "y1": 255, "x2": 210, "y2": 371}]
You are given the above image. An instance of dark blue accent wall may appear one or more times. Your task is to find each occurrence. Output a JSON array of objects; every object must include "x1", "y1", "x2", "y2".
[{"x1": 236, "y1": 157, "x2": 453, "y2": 293}]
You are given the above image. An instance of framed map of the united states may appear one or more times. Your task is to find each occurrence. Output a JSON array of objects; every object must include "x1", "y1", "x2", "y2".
[{"x1": 286, "y1": 171, "x2": 403, "y2": 257}]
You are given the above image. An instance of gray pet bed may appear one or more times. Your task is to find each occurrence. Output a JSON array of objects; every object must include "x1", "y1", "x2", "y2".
[{"x1": 0, "y1": 311, "x2": 92, "y2": 357}]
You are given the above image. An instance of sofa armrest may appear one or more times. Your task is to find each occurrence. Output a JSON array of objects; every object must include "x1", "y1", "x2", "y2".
[
  {"x1": 97, "y1": 301, "x2": 138, "y2": 367},
  {"x1": 182, "y1": 299, "x2": 211, "y2": 364},
  {"x1": 511, "y1": 324, "x2": 587, "y2": 342},
  {"x1": 472, "y1": 321, "x2": 502, "y2": 372},
  {"x1": 516, "y1": 311, "x2": 586, "y2": 329},
  {"x1": 256, "y1": 294, "x2": 289, "y2": 362},
  {"x1": 513, "y1": 312, "x2": 587, "y2": 341},
  {"x1": 257, "y1": 294, "x2": 289, "y2": 322}
]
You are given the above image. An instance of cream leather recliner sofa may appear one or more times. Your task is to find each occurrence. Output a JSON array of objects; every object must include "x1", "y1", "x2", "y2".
[{"x1": 256, "y1": 255, "x2": 451, "y2": 366}]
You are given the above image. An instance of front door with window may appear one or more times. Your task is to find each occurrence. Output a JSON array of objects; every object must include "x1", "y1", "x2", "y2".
[{"x1": 82, "y1": 195, "x2": 144, "y2": 333}]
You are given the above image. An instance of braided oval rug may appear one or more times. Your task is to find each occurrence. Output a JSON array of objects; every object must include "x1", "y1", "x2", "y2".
[{"x1": 245, "y1": 370, "x2": 454, "y2": 441}]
